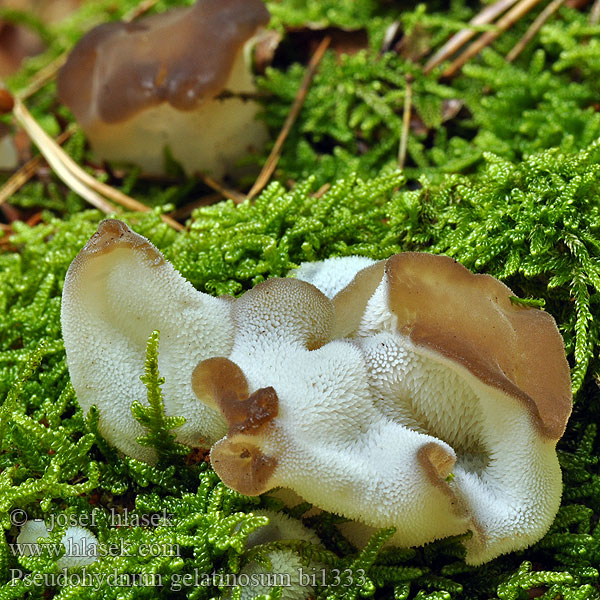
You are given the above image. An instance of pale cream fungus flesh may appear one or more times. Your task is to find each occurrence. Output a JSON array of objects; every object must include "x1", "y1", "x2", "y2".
[{"x1": 62, "y1": 221, "x2": 574, "y2": 564}]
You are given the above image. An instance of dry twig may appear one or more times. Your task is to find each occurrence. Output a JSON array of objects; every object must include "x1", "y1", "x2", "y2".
[
  {"x1": 312, "y1": 183, "x2": 331, "y2": 199},
  {"x1": 13, "y1": 100, "x2": 115, "y2": 214},
  {"x1": 17, "y1": 53, "x2": 67, "y2": 101},
  {"x1": 198, "y1": 173, "x2": 246, "y2": 204},
  {"x1": 398, "y1": 76, "x2": 413, "y2": 170},
  {"x1": 0, "y1": 129, "x2": 73, "y2": 206},
  {"x1": 168, "y1": 193, "x2": 223, "y2": 220},
  {"x1": 12, "y1": 99, "x2": 184, "y2": 230},
  {"x1": 424, "y1": 0, "x2": 520, "y2": 73},
  {"x1": 125, "y1": 0, "x2": 160, "y2": 21},
  {"x1": 246, "y1": 36, "x2": 331, "y2": 201},
  {"x1": 506, "y1": 0, "x2": 565, "y2": 61},
  {"x1": 590, "y1": 0, "x2": 600, "y2": 23},
  {"x1": 442, "y1": 0, "x2": 544, "y2": 77}
]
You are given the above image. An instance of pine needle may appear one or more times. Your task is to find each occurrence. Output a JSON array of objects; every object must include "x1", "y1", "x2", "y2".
[
  {"x1": 12, "y1": 99, "x2": 184, "y2": 230},
  {"x1": 398, "y1": 76, "x2": 413, "y2": 170},
  {"x1": 590, "y1": 0, "x2": 600, "y2": 23},
  {"x1": 0, "y1": 129, "x2": 73, "y2": 207},
  {"x1": 442, "y1": 0, "x2": 545, "y2": 77},
  {"x1": 423, "y1": 0, "x2": 520, "y2": 73},
  {"x1": 198, "y1": 173, "x2": 246, "y2": 203},
  {"x1": 246, "y1": 36, "x2": 331, "y2": 201},
  {"x1": 16, "y1": 54, "x2": 67, "y2": 102},
  {"x1": 12, "y1": 99, "x2": 116, "y2": 214},
  {"x1": 506, "y1": 0, "x2": 566, "y2": 62}
]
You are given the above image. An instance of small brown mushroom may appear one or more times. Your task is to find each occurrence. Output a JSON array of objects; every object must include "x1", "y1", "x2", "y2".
[{"x1": 57, "y1": 0, "x2": 270, "y2": 177}]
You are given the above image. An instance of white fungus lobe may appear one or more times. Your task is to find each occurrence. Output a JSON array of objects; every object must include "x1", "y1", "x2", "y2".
[
  {"x1": 61, "y1": 220, "x2": 573, "y2": 564},
  {"x1": 17, "y1": 520, "x2": 99, "y2": 569}
]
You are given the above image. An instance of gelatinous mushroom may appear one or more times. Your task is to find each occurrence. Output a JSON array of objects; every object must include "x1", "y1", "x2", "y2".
[
  {"x1": 236, "y1": 510, "x2": 323, "y2": 600},
  {"x1": 296, "y1": 253, "x2": 573, "y2": 563},
  {"x1": 61, "y1": 219, "x2": 233, "y2": 462},
  {"x1": 57, "y1": 0, "x2": 270, "y2": 177},
  {"x1": 195, "y1": 277, "x2": 471, "y2": 548},
  {"x1": 62, "y1": 222, "x2": 572, "y2": 564},
  {"x1": 16, "y1": 520, "x2": 99, "y2": 569}
]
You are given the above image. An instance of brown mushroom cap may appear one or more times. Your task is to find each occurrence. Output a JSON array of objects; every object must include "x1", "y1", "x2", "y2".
[
  {"x1": 57, "y1": 0, "x2": 269, "y2": 126},
  {"x1": 75, "y1": 218, "x2": 164, "y2": 263},
  {"x1": 385, "y1": 253, "x2": 572, "y2": 440},
  {"x1": 193, "y1": 356, "x2": 279, "y2": 496}
]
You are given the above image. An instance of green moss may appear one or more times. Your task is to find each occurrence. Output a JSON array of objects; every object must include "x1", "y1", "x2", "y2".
[
  {"x1": 2, "y1": 0, "x2": 600, "y2": 598},
  {"x1": 1, "y1": 151, "x2": 600, "y2": 597},
  {"x1": 257, "y1": 5, "x2": 600, "y2": 187}
]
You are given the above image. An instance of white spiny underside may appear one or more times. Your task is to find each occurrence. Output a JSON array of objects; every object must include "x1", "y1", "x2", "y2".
[
  {"x1": 291, "y1": 255, "x2": 377, "y2": 298},
  {"x1": 62, "y1": 233, "x2": 564, "y2": 568},
  {"x1": 61, "y1": 241, "x2": 233, "y2": 463},
  {"x1": 286, "y1": 256, "x2": 563, "y2": 563}
]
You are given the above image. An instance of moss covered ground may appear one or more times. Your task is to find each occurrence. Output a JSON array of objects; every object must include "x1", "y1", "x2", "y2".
[{"x1": 1, "y1": 0, "x2": 600, "y2": 598}]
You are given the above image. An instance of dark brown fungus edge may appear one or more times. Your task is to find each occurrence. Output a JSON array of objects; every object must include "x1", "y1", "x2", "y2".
[
  {"x1": 73, "y1": 219, "x2": 165, "y2": 266},
  {"x1": 386, "y1": 253, "x2": 572, "y2": 440},
  {"x1": 57, "y1": 0, "x2": 270, "y2": 125},
  {"x1": 193, "y1": 356, "x2": 279, "y2": 496}
]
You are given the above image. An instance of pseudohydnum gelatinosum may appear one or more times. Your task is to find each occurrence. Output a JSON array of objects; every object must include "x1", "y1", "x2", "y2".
[{"x1": 61, "y1": 220, "x2": 572, "y2": 565}]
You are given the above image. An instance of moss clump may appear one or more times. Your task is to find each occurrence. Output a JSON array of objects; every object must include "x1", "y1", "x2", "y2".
[
  {"x1": 1, "y1": 0, "x2": 600, "y2": 598},
  {"x1": 1, "y1": 145, "x2": 600, "y2": 597},
  {"x1": 258, "y1": 5, "x2": 600, "y2": 187}
]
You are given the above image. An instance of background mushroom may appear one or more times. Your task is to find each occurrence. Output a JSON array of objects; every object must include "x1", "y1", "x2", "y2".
[
  {"x1": 235, "y1": 510, "x2": 323, "y2": 600},
  {"x1": 57, "y1": 0, "x2": 270, "y2": 178},
  {"x1": 16, "y1": 520, "x2": 99, "y2": 569},
  {"x1": 61, "y1": 219, "x2": 234, "y2": 462}
]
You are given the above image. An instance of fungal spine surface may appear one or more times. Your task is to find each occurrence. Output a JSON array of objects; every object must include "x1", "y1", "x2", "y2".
[
  {"x1": 61, "y1": 219, "x2": 234, "y2": 462},
  {"x1": 62, "y1": 220, "x2": 572, "y2": 564}
]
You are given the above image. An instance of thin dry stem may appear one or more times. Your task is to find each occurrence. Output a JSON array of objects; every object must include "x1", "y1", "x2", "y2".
[
  {"x1": 312, "y1": 183, "x2": 331, "y2": 199},
  {"x1": 246, "y1": 36, "x2": 331, "y2": 201},
  {"x1": 506, "y1": 0, "x2": 565, "y2": 61},
  {"x1": 198, "y1": 174, "x2": 246, "y2": 204},
  {"x1": 13, "y1": 100, "x2": 116, "y2": 213},
  {"x1": 424, "y1": 0, "x2": 519, "y2": 73},
  {"x1": 17, "y1": 53, "x2": 68, "y2": 101},
  {"x1": 442, "y1": 0, "x2": 544, "y2": 77},
  {"x1": 169, "y1": 193, "x2": 223, "y2": 220},
  {"x1": 125, "y1": 0, "x2": 160, "y2": 20},
  {"x1": 398, "y1": 78, "x2": 413, "y2": 170},
  {"x1": 0, "y1": 129, "x2": 73, "y2": 206},
  {"x1": 13, "y1": 100, "x2": 184, "y2": 230},
  {"x1": 590, "y1": 0, "x2": 600, "y2": 23}
]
